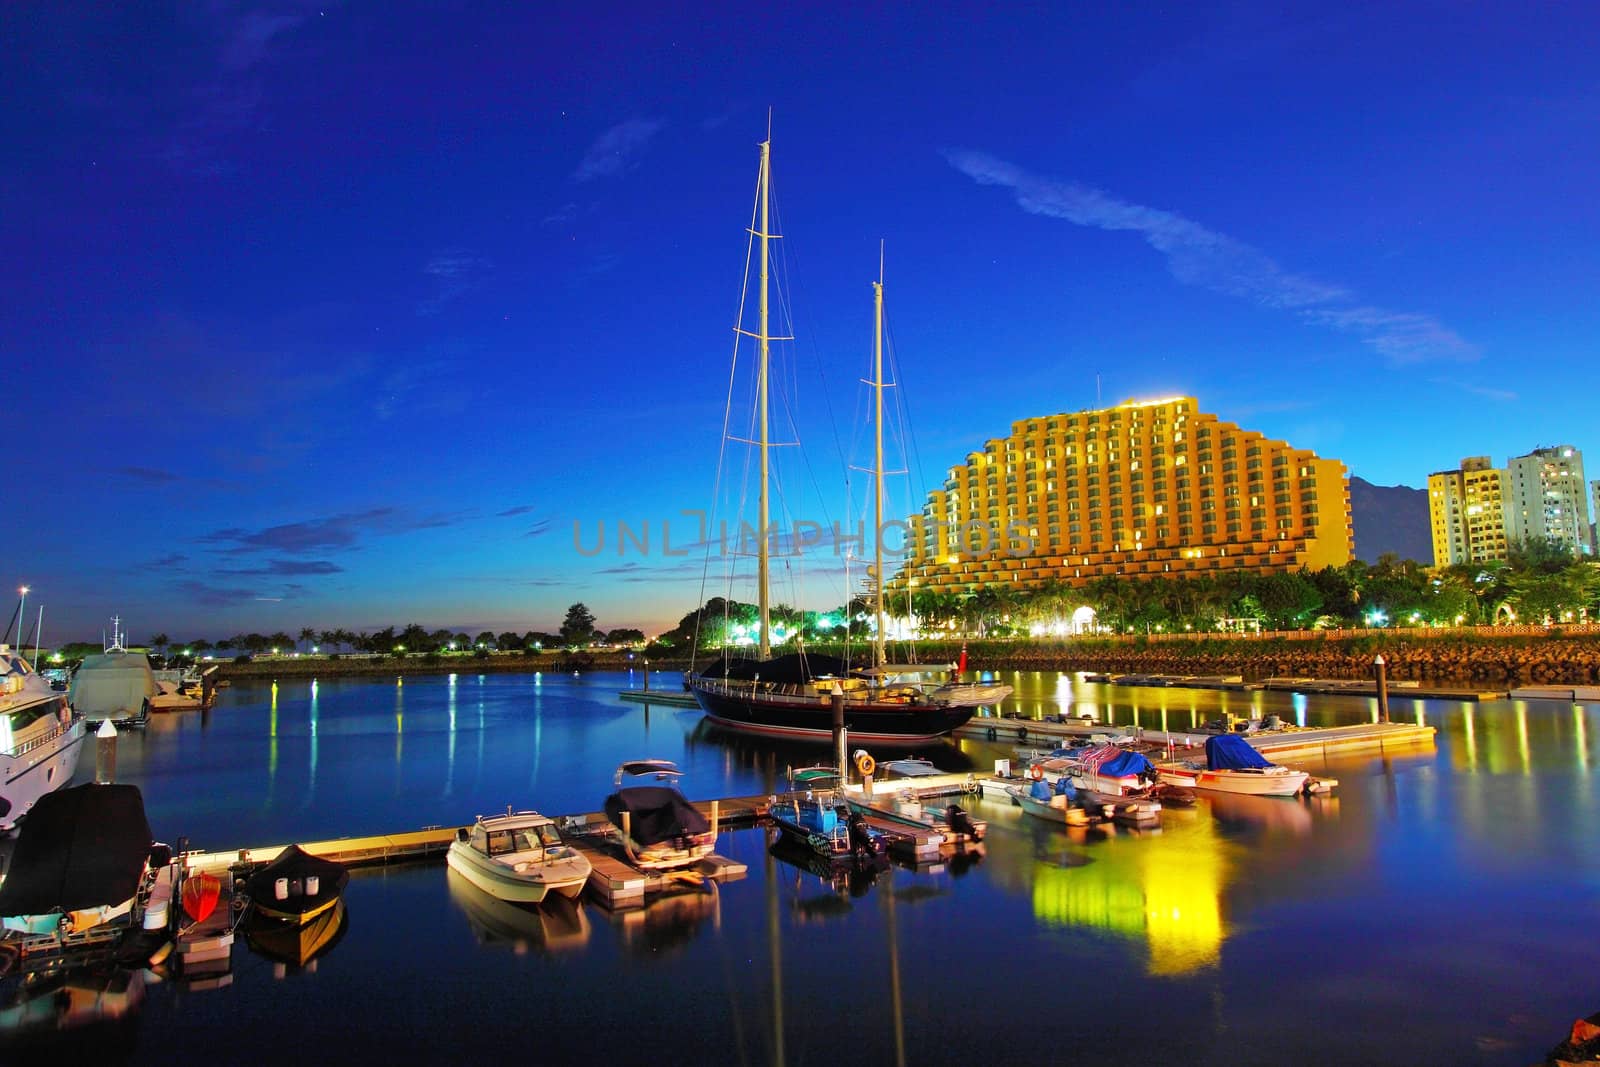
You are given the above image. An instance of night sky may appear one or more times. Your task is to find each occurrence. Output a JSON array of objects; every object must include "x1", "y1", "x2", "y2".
[{"x1": 6, "y1": 3, "x2": 1598, "y2": 642}]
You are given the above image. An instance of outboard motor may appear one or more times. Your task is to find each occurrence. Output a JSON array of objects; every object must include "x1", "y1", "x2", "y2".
[
  {"x1": 847, "y1": 810, "x2": 879, "y2": 857},
  {"x1": 946, "y1": 804, "x2": 977, "y2": 839}
]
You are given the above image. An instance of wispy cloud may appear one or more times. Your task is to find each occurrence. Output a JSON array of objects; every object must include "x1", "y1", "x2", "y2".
[
  {"x1": 220, "y1": 12, "x2": 306, "y2": 71},
  {"x1": 945, "y1": 151, "x2": 1477, "y2": 365},
  {"x1": 217, "y1": 559, "x2": 345, "y2": 577},
  {"x1": 149, "y1": 553, "x2": 189, "y2": 568},
  {"x1": 200, "y1": 507, "x2": 468, "y2": 555},
  {"x1": 573, "y1": 118, "x2": 664, "y2": 182},
  {"x1": 524, "y1": 519, "x2": 554, "y2": 539},
  {"x1": 419, "y1": 251, "x2": 490, "y2": 315},
  {"x1": 541, "y1": 202, "x2": 579, "y2": 227},
  {"x1": 119, "y1": 466, "x2": 180, "y2": 483},
  {"x1": 1431, "y1": 378, "x2": 1517, "y2": 402},
  {"x1": 499, "y1": 505, "x2": 533, "y2": 517},
  {"x1": 176, "y1": 579, "x2": 263, "y2": 606}
]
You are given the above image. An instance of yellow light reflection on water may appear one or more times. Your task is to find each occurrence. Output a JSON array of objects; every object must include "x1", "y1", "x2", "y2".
[
  {"x1": 1516, "y1": 704, "x2": 1530, "y2": 775},
  {"x1": 309, "y1": 679, "x2": 319, "y2": 796},
  {"x1": 1575, "y1": 706, "x2": 1589, "y2": 775},
  {"x1": 1462, "y1": 706, "x2": 1477, "y2": 771},
  {"x1": 1031, "y1": 818, "x2": 1228, "y2": 975},
  {"x1": 268, "y1": 681, "x2": 278, "y2": 788}
]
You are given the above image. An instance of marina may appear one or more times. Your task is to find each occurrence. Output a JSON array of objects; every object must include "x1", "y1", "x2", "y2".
[{"x1": 3, "y1": 668, "x2": 1598, "y2": 1063}]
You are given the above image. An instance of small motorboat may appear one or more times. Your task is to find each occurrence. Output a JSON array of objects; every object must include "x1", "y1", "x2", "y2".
[
  {"x1": 768, "y1": 767, "x2": 886, "y2": 862},
  {"x1": 446, "y1": 809, "x2": 591, "y2": 904},
  {"x1": 181, "y1": 870, "x2": 222, "y2": 924},
  {"x1": 1007, "y1": 775, "x2": 1091, "y2": 827},
  {"x1": 603, "y1": 760, "x2": 718, "y2": 872},
  {"x1": 246, "y1": 844, "x2": 350, "y2": 923},
  {"x1": 1157, "y1": 735, "x2": 1310, "y2": 798}
]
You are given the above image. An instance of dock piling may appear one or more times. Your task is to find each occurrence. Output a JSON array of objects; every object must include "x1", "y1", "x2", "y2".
[
  {"x1": 1374, "y1": 655, "x2": 1391, "y2": 723},
  {"x1": 95, "y1": 719, "x2": 118, "y2": 783}
]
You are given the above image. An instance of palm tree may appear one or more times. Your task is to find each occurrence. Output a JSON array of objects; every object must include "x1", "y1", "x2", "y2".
[{"x1": 298, "y1": 627, "x2": 317, "y2": 652}]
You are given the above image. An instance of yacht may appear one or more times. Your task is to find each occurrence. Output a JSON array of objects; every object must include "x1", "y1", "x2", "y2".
[
  {"x1": 67, "y1": 619, "x2": 155, "y2": 726},
  {"x1": 0, "y1": 644, "x2": 86, "y2": 833}
]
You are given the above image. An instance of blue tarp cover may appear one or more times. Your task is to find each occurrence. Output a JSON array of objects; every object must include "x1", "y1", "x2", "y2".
[
  {"x1": 1099, "y1": 750, "x2": 1156, "y2": 778},
  {"x1": 1028, "y1": 779, "x2": 1053, "y2": 801},
  {"x1": 1206, "y1": 734, "x2": 1273, "y2": 770}
]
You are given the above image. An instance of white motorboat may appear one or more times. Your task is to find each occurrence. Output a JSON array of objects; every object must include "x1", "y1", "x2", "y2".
[
  {"x1": 1006, "y1": 780, "x2": 1091, "y2": 827},
  {"x1": 446, "y1": 808, "x2": 592, "y2": 903},
  {"x1": 0, "y1": 644, "x2": 86, "y2": 833},
  {"x1": 1156, "y1": 734, "x2": 1309, "y2": 798}
]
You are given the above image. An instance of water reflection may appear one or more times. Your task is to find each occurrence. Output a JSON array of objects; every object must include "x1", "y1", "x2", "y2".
[
  {"x1": 446, "y1": 869, "x2": 590, "y2": 954},
  {"x1": 1030, "y1": 814, "x2": 1230, "y2": 976},
  {"x1": 244, "y1": 897, "x2": 349, "y2": 973},
  {"x1": 612, "y1": 883, "x2": 720, "y2": 957},
  {"x1": 0, "y1": 966, "x2": 144, "y2": 1051}
]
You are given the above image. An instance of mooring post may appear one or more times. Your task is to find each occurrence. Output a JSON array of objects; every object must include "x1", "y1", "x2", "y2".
[
  {"x1": 95, "y1": 718, "x2": 118, "y2": 783},
  {"x1": 642, "y1": 658, "x2": 649, "y2": 692},
  {"x1": 831, "y1": 683, "x2": 846, "y2": 780},
  {"x1": 1374, "y1": 654, "x2": 1390, "y2": 723}
]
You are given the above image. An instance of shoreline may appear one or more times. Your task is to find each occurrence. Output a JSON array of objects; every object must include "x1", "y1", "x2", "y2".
[{"x1": 215, "y1": 631, "x2": 1600, "y2": 685}]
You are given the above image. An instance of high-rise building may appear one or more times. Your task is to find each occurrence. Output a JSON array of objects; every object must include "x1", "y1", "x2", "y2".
[
  {"x1": 1506, "y1": 445, "x2": 1591, "y2": 557},
  {"x1": 1591, "y1": 478, "x2": 1599, "y2": 555},
  {"x1": 1428, "y1": 457, "x2": 1510, "y2": 567},
  {"x1": 888, "y1": 396, "x2": 1351, "y2": 596}
]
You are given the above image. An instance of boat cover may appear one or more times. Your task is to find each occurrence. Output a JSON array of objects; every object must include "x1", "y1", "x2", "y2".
[
  {"x1": 1099, "y1": 750, "x2": 1157, "y2": 778},
  {"x1": 1206, "y1": 734, "x2": 1273, "y2": 771},
  {"x1": 604, "y1": 786, "x2": 710, "y2": 846},
  {"x1": 68, "y1": 652, "x2": 157, "y2": 716},
  {"x1": 698, "y1": 652, "x2": 854, "y2": 684},
  {"x1": 1028, "y1": 778, "x2": 1053, "y2": 801},
  {"x1": 244, "y1": 844, "x2": 350, "y2": 916},
  {"x1": 0, "y1": 783, "x2": 153, "y2": 917}
]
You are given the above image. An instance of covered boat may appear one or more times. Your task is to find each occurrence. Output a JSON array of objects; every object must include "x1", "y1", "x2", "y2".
[
  {"x1": 446, "y1": 809, "x2": 590, "y2": 903},
  {"x1": 1157, "y1": 734, "x2": 1310, "y2": 798},
  {"x1": 603, "y1": 760, "x2": 717, "y2": 872},
  {"x1": 245, "y1": 898, "x2": 348, "y2": 968},
  {"x1": 68, "y1": 651, "x2": 155, "y2": 727},
  {"x1": 0, "y1": 783, "x2": 154, "y2": 935},
  {"x1": 245, "y1": 844, "x2": 349, "y2": 923}
]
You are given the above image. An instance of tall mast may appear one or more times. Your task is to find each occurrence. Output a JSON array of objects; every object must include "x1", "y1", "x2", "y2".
[
  {"x1": 873, "y1": 257, "x2": 886, "y2": 670},
  {"x1": 757, "y1": 137, "x2": 772, "y2": 660}
]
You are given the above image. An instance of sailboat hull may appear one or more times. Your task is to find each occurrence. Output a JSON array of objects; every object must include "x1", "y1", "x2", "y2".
[{"x1": 691, "y1": 685, "x2": 978, "y2": 744}]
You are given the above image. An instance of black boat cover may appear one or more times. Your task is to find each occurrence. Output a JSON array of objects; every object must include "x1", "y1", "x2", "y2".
[
  {"x1": 604, "y1": 786, "x2": 710, "y2": 846},
  {"x1": 1206, "y1": 734, "x2": 1273, "y2": 771},
  {"x1": 699, "y1": 652, "x2": 854, "y2": 684},
  {"x1": 244, "y1": 844, "x2": 350, "y2": 917},
  {"x1": 0, "y1": 783, "x2": 153, "y2": 917}
]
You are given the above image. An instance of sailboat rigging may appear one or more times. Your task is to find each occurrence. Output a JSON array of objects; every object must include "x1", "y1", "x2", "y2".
[{"x1": 688, "y1": 135, "x2": 1011, "y2": 745}]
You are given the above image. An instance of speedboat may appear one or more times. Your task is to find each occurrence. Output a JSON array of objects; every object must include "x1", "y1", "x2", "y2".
[
  {"x1": 768, "y1": 766, "x2": 886, "y2": 862},
  {"x1": 1157, "y1": 734, "x2": 1310, "y2": 798},
  {"x1": 446, "y1": 808, "x2": 591, "y2": 903},
  {"x1": 602, "y1": 760, "x2": 717, "y2": 872},
  {"x1": 0, "y1": 644, "x2": 86, "y2": 832},
  {"x1": 245, "y1": 844, "x2": 350, "y2": 923}
]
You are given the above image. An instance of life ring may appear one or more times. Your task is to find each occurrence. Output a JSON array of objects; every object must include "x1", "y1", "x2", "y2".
[
  {"x1": 1030, "y1": 765, "x2": 1045, "y2": 782},
  {"x1": 854, "y1": 751, "x2": 876, "y2": 777}
]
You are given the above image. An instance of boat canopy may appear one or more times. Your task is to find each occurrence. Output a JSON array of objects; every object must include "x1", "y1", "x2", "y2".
[
  {"x1": 1099, "y1": 750, "x2": 1157, "y2": 778},
  {"x1": 0, "y1": 783, "x2": 153, "y2": 917},
  {"x1": 1206, "y1": 734, "x2": 1273, "y2": 771},
  {"x1": 68, "y1": 652, "x2": 156, "y2": 716},
  {"x1": 699, "y1": 652, "x2": 854, "y2": 684},
  {"x1": 604, "y1": 786, "x2": 711, "y2": 847}
]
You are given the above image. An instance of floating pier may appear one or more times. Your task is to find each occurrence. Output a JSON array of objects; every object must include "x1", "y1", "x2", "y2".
[
  {"x1": 617, "y1": 689, "x2": 699, "y2": 708},
  {"x1": 1508, "y1": 685, "x2": 1600, "y2": 702},
  {"x1": 958, "y1": 716, "x2": 1436, "y2": 756},
  {"x1": 1083, "y1": 672, "x2": 1503, "y2": 701}
]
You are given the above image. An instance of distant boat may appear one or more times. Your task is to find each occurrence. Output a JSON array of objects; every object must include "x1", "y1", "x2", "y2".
[
  {"x1": 602, "y1": 760, "x2": 718, "y2": 872},
  {"x1": 0, "y1": 643, "x2": 86, "y2": 833},
  {"x1": 67, "y1": 620, "x2": 154, "y2": 727},
  {"x1": 686, "y1": 138, "x2": 1010, "y2": 743},
  {"x1": 445, "y1": 809, "x2": 590, "y2": 904},
  {"x1": 245, "y1": 844, "x2": 350, "y2": 923}
]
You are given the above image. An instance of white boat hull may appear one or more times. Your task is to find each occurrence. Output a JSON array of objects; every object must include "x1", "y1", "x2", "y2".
[
  {"x1": 446, "y1": 841, "x2": 591, "y2": 903},
  {"x1": 1158, "y1": 765, "x2": 1309, "y2": 797},
  {"x1": 0, "y1": 720, "x2": 86, "y2": 833}
]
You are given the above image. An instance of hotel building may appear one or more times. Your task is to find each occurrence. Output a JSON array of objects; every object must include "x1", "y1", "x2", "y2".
[
  {"x1": 1427, "y1": 457, "x2": 1510, "y2": 566},
  {"x1": 888, "y1": 396, "x2": 1352, "y2": 595},
  {"x1": 1505, "y1": 446, "x2": 1591, "y2": 557}
]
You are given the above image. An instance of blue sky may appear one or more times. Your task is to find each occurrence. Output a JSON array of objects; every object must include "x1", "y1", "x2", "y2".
[{"x1": 6, "y1": 2, "x2": 1599, "y2": 642}]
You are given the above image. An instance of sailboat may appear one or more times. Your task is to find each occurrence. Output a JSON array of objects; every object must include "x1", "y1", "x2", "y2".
[{"x1": 688, "y1": 135, "x2": 1011, "y2": 745}]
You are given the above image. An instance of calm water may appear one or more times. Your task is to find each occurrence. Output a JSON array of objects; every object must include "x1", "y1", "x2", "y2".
[{"x1": 8, "y1": 669, "x2": 1600, "y2": 1065}]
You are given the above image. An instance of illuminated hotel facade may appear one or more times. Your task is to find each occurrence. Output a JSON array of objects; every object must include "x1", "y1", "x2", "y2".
[
  {"x1": 1427, "y1": 456, "x2": 1510, "y2": 566},
  {"x1": 888, "y1": 396, "x2": 1352, "y2": 595}
]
